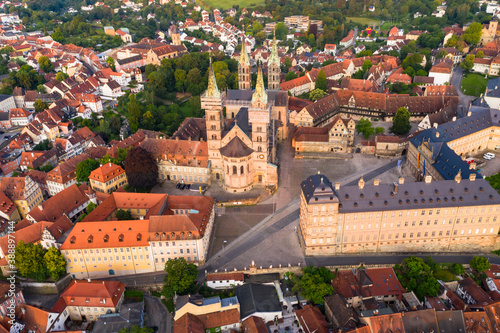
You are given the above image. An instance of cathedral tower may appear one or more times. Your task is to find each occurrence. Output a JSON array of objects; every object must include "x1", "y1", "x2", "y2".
[
  {"x1": 249, "y1": 63, "x2": 271, "y2": 184},
  {"x1": 201, "y1": 55, "x2": 225, "y2": 180},
  {"x1": 238, "y1": 34, "x2": 251, "y2": 90},
  {"x1": 268, "y1": 31, "x2": 281, "y2": 91}
]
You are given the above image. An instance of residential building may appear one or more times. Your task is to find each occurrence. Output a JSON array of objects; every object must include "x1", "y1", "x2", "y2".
[
  {"x1": 0, "y1": 176, "x2": 43, "y2": 218},
  {"x1": 0, "y1": 95, "x2": 15, "y2": 112},
  {"x1": 295, "y1": 305, "x2": 329, "y2": 333},
  {"x1": 51, "y1": 280, "x2": 125, "y2": 322},
  {"x1": 206, "y1": 272, "x2": 245, "y2": 289},
  {"x1": 234, "y1": 283, "x2": 282, "y2": 322},
  {"x1": 9, "y1": 108, "x2": 32, "y2": 126},
  {"x1": 9, "y1": 304, "x2": 68, "y2": 333},
  {"x1": 46, "y1": 153, "x2": 89, "y2": 196},
  {"x1": 0, "y1": 281, "x2": 24, "y2": 316},
  {"x1": 0, "y1": 191, "x2": 21, "y2": 222},
  {"x1": 174, "y1": 295, "x2": 239, "y2": 320},
  {"x1": 429, "y1": 62, "x2": 452, "y2": 85},
  {"x1": 457, "y1": 277, "x2": 493, "y2": 305},
  {"x1": 92, "y1": 302, "x2": 144, "y2": 333},
  {"x1": 340, "y1": 30, "x2": 355, "y2": 48},
  {"x1": 174, "y1": 309, "x2": 241, "y2": 333},
  {"x1": 19, "y1": 149, "x2": 58, "y2": 171},
  {"x1": 89, "y1": 163, "x2": 128, "y2": 194},
  {"x1": 298, "y1": 173, "x2": 500, "y2": 255}
]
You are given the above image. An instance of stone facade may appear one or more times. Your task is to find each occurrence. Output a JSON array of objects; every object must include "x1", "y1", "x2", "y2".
[{"x1": 299, "y1": 174, "x2": 500, "y2": 255}]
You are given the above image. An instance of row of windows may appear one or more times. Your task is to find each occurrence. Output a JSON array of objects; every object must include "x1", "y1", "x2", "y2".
[
  {"x1": 68, "y1": 254, "x2": 150, "y2": 263},
  {"x1": 154, "y1": 248, "x2": 196, "y2": 255},
  {"x1": 152, "y1": 241, "x2": 196, "y2": 247},
  {"x1": 155, "y1": 256, "x2": 197, "y2": 263}
]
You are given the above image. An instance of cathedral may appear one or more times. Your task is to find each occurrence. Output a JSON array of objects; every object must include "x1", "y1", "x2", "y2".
[{"x1": 200, "y1": 33, "x2": 289, "y2": 192}]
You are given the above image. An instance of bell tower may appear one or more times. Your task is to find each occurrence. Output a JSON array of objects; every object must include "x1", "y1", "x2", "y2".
[
  {"x1": 268, "y1": 31, "x2": 281, "y2": 91},
  {"x1": 201, "y1": 54, "x2": 225, "y2": 180},
  {"x1": 238, "y1": 34, "x2": 251, "y2": 90}
]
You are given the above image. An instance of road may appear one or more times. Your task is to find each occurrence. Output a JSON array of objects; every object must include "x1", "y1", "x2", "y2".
[
  {"x1": 450, "y1": 67, "x2": 477, "y2": 118},
  {"x1": 144, "y1": 295, "x2": 172, "y2": 333}
]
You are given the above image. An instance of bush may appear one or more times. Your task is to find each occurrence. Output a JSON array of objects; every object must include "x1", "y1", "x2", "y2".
[
  {"x1": 433, "y1": 269, "x2": 457, "y2": 282},
  {"x1": 450, "y1": 263, "x2": 465, "y2": 275},
  {"x1": 124, "y1": 290, "x2": 144, "y2": 301}
]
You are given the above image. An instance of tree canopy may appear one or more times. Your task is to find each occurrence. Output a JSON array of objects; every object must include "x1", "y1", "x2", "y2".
[
  {"x1": 463, "y1": 22, "x2": 483, "y2": 45},
  {"x1": 315, "y1": 69, "x2": 327, "y2": 92},
  {"x1": 395, "y1": 257, "x2": 440, "y2": 301},
  {"x1": 162, "y1": 258, "x2": 198, "y2": 298},
  {"x1": 14, "y1": 241, "x2": 66, "y2": 282},
  {"x1": 470, "y1": 256, "x2": 491, "y2": 272},
  {"x1": 460, "y1": 54, "x2": 475, "y2": 72},
  {"x1": 75, "y1": 159, "x2": 100, "y2": 183},
  {"x1": 291, "y1": 266, "x2": 334, "y2": 305},
  {"x1": 115, "y1": 209, "x2": 133, "y2": 220},
  {"x1": 37, "y1": 56, "x2": 53, "y2": 73},
  {"x1": 124, "y1": 147, "x2": 158, "y2": 190},
  {"x1": 309, "y1": 88, "x2": 327, "y2": 101},
  {"x1": 391, "y1": 107, "x2": 412, "y2": 135}
]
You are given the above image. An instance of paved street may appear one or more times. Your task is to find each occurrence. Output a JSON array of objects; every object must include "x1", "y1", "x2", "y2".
[
  {"x1": 450, "y1": 67, "x2": 477, "y2": 118},
  {"x1": 144, "y1": 295, "x2": 172, "y2": 333}
]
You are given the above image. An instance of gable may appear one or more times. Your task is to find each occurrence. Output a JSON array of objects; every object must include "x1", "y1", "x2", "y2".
[{"x1": 221, "y1": 124, "x2": 252, "y2": 147}]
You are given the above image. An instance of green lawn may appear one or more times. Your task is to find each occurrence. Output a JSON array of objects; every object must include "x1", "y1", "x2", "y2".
[
  {"x1": 461, "y1": 74, "x2": 488, "y2": 97},
  {"x1": 380, "y1": 22, "x2": 392, "y2": 31},
  {"x1": 346, "y1": 17, "x2": 381, "y2": 27},
  {"x1": 198, "y1": 0, "x2": 264, "y2": 9},
  {"x1": 179, "y1": 101, "x2": 195, "y2": 118},
  {"x1": 124, "y1": 290, "x2": 144, "y2": 302}
]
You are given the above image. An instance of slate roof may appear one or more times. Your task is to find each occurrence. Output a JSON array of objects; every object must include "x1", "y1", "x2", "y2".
[
  {"x1": 324, "y1": 294, "x2": 359, "y2": 330},
  {"x1": 435, "y1": 310, "x2": 466, "y2": 333},
  {"x1": 234, "y1": 283, "x2": 281, "y2": 320},
  {"x1": 219, "y1": 136, "x2": 253, "y2": 158}
]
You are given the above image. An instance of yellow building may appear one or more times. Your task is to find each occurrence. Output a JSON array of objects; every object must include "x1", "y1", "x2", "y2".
[
  {"x1": 407, "y1": 108, "x2": 499, "y2": 181},
  {"x1": 299, "y1": 174, "x2": 500, "y2": 255},
  {"x1": 89, "y1": 163, "x2": 128, "y2": 194},
  {"x1": 0, "y1": 176, "x2": 43, "y2": 218},
  {"x1": 63, "y1": 192, "x2": 216, "y2": 278},
  {"x1": 52, "y1": 280, "x2": 125, "y2": 322}
]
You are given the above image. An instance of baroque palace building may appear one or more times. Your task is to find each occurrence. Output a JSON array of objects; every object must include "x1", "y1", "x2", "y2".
[
  {"x1": 197, "y1": 34, "x2": 289, "y2": 192},
  {"x1": 299, "y1": 174, "x2": 500, "y2": 255}
]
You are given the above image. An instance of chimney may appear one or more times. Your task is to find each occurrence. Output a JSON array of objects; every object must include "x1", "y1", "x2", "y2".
[
  {"x1": 433, "y1": 122, "x2": 438, "y2": 128},
  {"x1": 393, "y1": 182, "x2": 399, "y2": 193},
  {"x1": 358, "y1": 177, "x2": 365, "y2": 189},
  {"x1": 88, "y1": 278, "x2": 91, "y2": 283},
  {"x1": 455, "y1": 170, "x2": 462, "y2": 183},
  {"x1": 38, "y1": 204, "x2": 43, "y2": 211},
  {"x1": 175, "y1": 137, "x2": 179, "y2": 141},
  {"x1": 334, "y1": 182, "x2": 340, "y2": 190},
  {"x1": 31, "y1": 152, "x2": 34, "y2": 157},
  {"x1": 469, "y1": 173, "x2": 476, "y2": 181},
  {"x1": 398, "y1": 177, "x2": 404, "y2": 184},
  {"x1": 467, "y1": 111, "x2": 471, "y2": 117},
  {"x1": 373, "y1": 179, "x2": 380, "y2": 186},
  {"x1": 424, "y1": 175, "x2": 432, "y2": 184},
  {"x1": 436, "y1": 131, "x2": 440, "y2": 138},
  {"x1": 452, "y1": 116, "x2": 456, "y2": 121},
  {"x1": 21, "y1": 307, "x2": 25, "y2": 315}
]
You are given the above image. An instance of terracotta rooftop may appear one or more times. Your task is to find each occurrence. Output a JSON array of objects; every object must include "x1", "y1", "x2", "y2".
[{"x1": 89, "y1": 163, "x2": 125, "y2": 183}]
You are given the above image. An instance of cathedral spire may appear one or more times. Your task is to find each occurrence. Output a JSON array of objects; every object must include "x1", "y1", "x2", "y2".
[
  {"x1": 239, "y1": 32, "x2": 250, "y2": 67},
  {"x1": 269, "y1": 29, "x2": 280, "y2": 67},
  {"x1": 205, "y1": 52, "x2": 220, "y2": 99},
  {"x1": 252, "y1": 62, "x2": 267, "y2": 106}
]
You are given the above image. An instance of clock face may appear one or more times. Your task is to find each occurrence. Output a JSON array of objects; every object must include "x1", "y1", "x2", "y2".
[{"x1": 259, "y1": 154, "x2": 264, "y2": 159}]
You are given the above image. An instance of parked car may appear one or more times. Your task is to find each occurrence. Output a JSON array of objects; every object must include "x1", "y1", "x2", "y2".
[
  {"x1": 484, "y1": 153, "x2": 495, "y2": 160},
  {"x1": 186, "y1": 184, "x2": 191, "y2": 189},
  {"x1": 465, "y1": 157, "x2": 475, "y2": 164},
  {"x1": 180, "y1": 183, "x2": 186, "y2": 190},
  {"x1": 176, "y1": 183, "x2": 181, "y2": 189}
]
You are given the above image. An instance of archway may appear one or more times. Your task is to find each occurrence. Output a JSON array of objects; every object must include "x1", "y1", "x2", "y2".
[{"x1": 402, "y1": 149, "x2": 407, "y2": 156}]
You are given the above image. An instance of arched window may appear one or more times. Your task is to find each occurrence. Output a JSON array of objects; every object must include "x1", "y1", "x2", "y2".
[
  {"x1": 257, "y1": 127, "x2": 262, "y2": 132},
  {"x1": 227, "y1": 166, "x2": 229, "y2": 173},
  {"x1": 212, "y1": 134, "x2": 217, "y2": 139},
  {"x1": 257, "y1": 136, "x2": 262, "y2": 142},
  {"x1": 233, "y1": 166, "x2": 237, "y2": 174},
  {"x1": 278, "y1": 112, "x2": 281, "y2": 120},
  {"x1": 210, "y1": 115, "x2": 215, "y2": 120},
  {"x1": 211, "y1": 125, "x2": 216, "y2": 130},
  {"x1": 240, "y1": 166, "x2": 244, "y2": 174},
  {"x1": 386, "y1": 145, "x2": 389, "y2": 150},
  {"x1": 258, "y1": 146, "x2": 262, "y2": 152}
]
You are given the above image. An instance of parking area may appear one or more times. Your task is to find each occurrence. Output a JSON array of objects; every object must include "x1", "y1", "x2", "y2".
[{"x1": 470, "y1": 150, "x2": 500, "y2": 177}]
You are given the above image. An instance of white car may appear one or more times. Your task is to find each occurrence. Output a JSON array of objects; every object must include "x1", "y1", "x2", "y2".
[{"x1": 484, "y1": 153, "x2": 495, "y2": 160}]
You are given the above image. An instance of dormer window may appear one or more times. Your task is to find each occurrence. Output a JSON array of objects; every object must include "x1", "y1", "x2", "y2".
[
  {"x1": 88, "y1": 235, "x2": 93, "y2": 243},
  {"x1": 104, "y1": 234, "x2": 109, "y2": 243},
  {"x1": 118, "y1": 234, "x2": 124, "y2": 242},
  {"x1": 70, "y1": 236, "x2": 76, "y2": 244},
  {"x1": 137, "y1": 233, "x2": 142, "y2": 241}
]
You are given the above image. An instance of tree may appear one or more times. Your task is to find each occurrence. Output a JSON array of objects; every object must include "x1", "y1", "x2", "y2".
[
  {"x1": 43, "y1": 247, "x2": 66, "y2": 281},
  {"x1": 124, "y1": 147, "x2": 158, "y2": 190},
  {"x1": 162, "y1": 258, "x2": 198, "y2": 298},
  {"x1": 309, "y1": 88, "x2": 326, "y2": 101},
  {"x1": 460, "y1": 54, "x2": 475, "y2": 72},
  {"x1": 37, "y1": 55, "x2": 53, "y2": 73},
  {"x1": 37, "y1": 84, "x2": 46, "y2": 93},
  {"x1": 34, "y1": 99, "x2": 48, "y2": 113},
  {"x1": 275, "y1": 22, "x2": 288, "y2": 40},
  {"x1": 291, "y1": 266, "x2": 334, "y2": 305},
  {"x1": 395, "y1": 257, "x2": 440, "y2": 301},
  {"x1": 463, "y1": 22, "x2": 483, "y2": 45},
  {"x1": 75, "y1": 159, "x2": 100, "y2": 183},
  {"x1": 119, "y1": 326, "x2": 153, "y2": 333},
  {"x1": 86, "y1": 202, "x2": 97, "y2": 214},
  {"x1": 56, "y1": 72, "x2": 69, "y2": 82},
  {"x1": 390, "y1": 107, "x2": 411, "y2": 135},
  {"x1": 476, "y1": 50, "x2": 485, "y2": 58},
  {"x1": 115, "y1": 209, "x2": 133, "y2": 220},
  {"x1": 14, "y1": 241, "x2": 47, "y2": 282},
  {"x1": 356, "y1": 50, "x2": 373, "y2": 58},
  {"x1": 356, "y1": 118, "x2": 375, "y2": 139},
  {"x1": 285, "y1": 71, "x2": 298, "y2": 81},
  {"x1": 450, "y1": 263, "x2": 465, "y2": 275},
  {"x1": 33, "y1": 139, "x2": 51, "y2": 151},
  {"x1": 436, "y1": 50, "x2": 448, "y2": 59},
  {"x1": 470, "y1": 256, "x2": 491, "y2": 272},
  {"x1": 375, "y1": 127, "x2": 385, "y2": 134},
  {"x1": 315, "y1": 69, "x2": 327, "y2": 92},
  {"x1": 106, "y1": 57, "x2": 116, "y2": 71}
]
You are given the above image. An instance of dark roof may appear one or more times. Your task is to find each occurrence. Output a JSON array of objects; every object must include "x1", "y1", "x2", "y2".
[
  {"x1": 220, "y1": 136, "x2": 253, "y2": 158},
  {"x1": 414, "y1": 76, "x2": 434, "y2": 84},
  {"x1": 234, "y1": 283, "x2": 281, "y2": 320},
  {"x1": 0, "y1": 112, "x2": 9, "y2": 121},
  {"x1": 92, "y1": 302, "x2": 144, "y2": 333},
  {"x1": 244, "y1": 273, "x2": 280, "y2": 284},
  {"x1": 116, "y1": 54, "x2": 143, "y2": 65},
  {"x1": 324, "y1": 294, "x2": 359, "y2": 330},
  {"x1": 300, "y1": 174, "x2": 338, "y2": 204},
  {"x1": 225, "y1": 108, "x2": 251, "y2": 135},
  {"x1": 226, "y1": 89, "x2": 253, "y2": 101},
  {"x1": 435, "y1": 310, "x2": 466, "y2": 333},
  {"x1": 401, "y1": 309, "x2": 439, "y2": 332},
  {"x1": 336, "y1": 178, "x2": 498, "y2": 213},
  {"x1": 267, "y1": 90, "x2": 288, "y2": 106}
]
